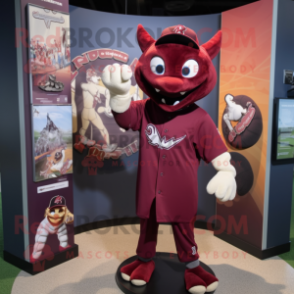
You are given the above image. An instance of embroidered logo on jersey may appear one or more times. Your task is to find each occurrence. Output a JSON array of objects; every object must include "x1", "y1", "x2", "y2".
[
  {"x1": 145, "y1": 124, "x2": 186, "y2": 150},
  {"x1": 192, "y1": 246, "x2": 197, "y2": 255}
]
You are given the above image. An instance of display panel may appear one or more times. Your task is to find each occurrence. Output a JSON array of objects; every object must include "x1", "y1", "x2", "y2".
[
  {"x1": 0, "y1": 0, "x2": 77, "y2": 273},
  {"x1": 32, "y1": 105, "x2": 73, "y2": 181},
  {"x1": 217, "y1": 0, "x2": 274, "y2": 249},
  {"x1": 273, "y1": 98, "x2": 294, "y2": 162},
  {"x1": 27, "y1": 4, "x2": 71, "y2": 105}
]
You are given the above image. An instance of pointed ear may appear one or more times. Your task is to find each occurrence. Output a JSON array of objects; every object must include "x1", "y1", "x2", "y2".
[
  {"x1": 202, "y1": 30, "x2": 222, "y2": 60},
  {"x1": 137, "y1": 24, "x2": 155, "y2": 53}
]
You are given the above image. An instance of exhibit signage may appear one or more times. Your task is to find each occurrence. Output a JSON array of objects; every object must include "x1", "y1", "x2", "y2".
[{"x1": 217, "y1": 0, "x2": 273, "y2": 249}]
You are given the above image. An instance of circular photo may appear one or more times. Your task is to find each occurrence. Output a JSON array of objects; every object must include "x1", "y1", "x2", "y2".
[
  {"x1": 222, "y1": 94, "x2": 262, "y2": 150},
  {"x1": 230, "y1": 152, "x2": 254, "y2": 196}
]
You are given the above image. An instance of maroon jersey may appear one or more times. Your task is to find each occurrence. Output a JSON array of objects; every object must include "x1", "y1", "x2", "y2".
[{"x1": 113, "y1": 99, "x2": 227, "y2": 222}]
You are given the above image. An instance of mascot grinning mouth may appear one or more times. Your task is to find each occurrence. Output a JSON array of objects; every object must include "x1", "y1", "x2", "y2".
[
  {"x1": 160, "y1": 90, "x2": 192, "y2": 106},
  {"x1": 154, "y1": 81, "x2": 206, "y2": 106},
  {"x1": 141, "y1": 73, "x2": 206, "y2": 107}
]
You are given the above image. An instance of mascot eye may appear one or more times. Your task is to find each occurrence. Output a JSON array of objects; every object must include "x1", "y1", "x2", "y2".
[
  {"x1": 150, "y1": 57, "x2": 165, "y2": 75},
  {"x1": 181, "y1": 59, "x2": 199, "y2": 78}
]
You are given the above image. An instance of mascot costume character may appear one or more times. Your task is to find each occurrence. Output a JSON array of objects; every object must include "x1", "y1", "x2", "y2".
[
  {"x1": 30, "y1": 195, "x2": 74, "y2": 262},
  {"x1": 102, "y1": 24, "x2": 237, "y2": 294}
]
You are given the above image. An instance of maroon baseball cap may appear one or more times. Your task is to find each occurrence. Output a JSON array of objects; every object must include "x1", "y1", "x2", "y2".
[{"x1": 155, "y1": 25, "x2": 199, "y2": 49}]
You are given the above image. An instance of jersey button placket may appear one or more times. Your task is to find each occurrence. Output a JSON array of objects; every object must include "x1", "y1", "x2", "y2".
[{"x1": 157, "y1": 146, "x2": 166, "y2": 197}]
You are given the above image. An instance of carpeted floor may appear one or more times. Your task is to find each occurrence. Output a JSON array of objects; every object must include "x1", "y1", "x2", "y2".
[
  {"x1": 10, "y1": 225, "x2": 294, "y2": 294},
  {"x1": 0, "y1": 178, "x2": 294, "y2": 294}
]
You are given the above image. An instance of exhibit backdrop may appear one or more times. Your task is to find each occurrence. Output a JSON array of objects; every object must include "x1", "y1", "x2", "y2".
[
  {"x1": 69, "y1": 6, "x2": 222, "y2": 228},
  {"x1": 217, "y1": 0, "x2": 273, "y2": 248}
]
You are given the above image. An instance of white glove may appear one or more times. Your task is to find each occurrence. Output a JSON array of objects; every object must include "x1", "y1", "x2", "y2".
[
  {"x1": 102, "y1": 63, "x2": 132, "y2": 113},
  {"x1": 206, "y1": 152, "x2": 237, "y2": 202}
]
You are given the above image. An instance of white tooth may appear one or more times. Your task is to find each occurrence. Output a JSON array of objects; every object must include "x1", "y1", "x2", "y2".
[
  {"x1": 180, "y1": 91, "x2": 186, "y2": 95},
  {"x1": 161, "y1": 98, "x2": 166, "y2": 104},
  {"x1": 155, "y1": 88, "x2": 160, "y2": 92},
  {"x1": 173, "y1": 101, "x2": 180, "y2": 106}
]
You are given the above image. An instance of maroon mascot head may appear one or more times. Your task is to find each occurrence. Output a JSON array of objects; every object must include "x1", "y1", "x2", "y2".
[{"x1": 135, "y1": 24, "x2": 222, "y2": 112}]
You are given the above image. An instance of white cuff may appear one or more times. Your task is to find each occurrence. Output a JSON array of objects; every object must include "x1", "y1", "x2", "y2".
[
  {"x1": 110, "y1": 93, "x2": 132, "y2": 113},
  {"x1": 211, "y1": 152, "x2": 236, "y2": 177}
]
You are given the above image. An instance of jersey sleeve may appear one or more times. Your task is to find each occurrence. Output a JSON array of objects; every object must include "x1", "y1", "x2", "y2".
[
  {"x1": 194, "y1": 112, "x2": 228, "y2": 163},
  {"x1": 80, "y1": 83, "x2": 87, "y2": 91},
  {"x1": 112, "y1": 99, "x2": 147, "y2": 131},
  {"x1": 81, "y1": 83, "x2": 98, "y2": 97},
  {"x1": 88, "y1": 87, "x2": 99, "y2": 97}
]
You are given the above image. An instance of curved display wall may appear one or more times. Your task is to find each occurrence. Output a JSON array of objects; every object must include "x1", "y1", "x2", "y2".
[{"x1": 69, "y1": 6, "x2": 222, "y2": 230}]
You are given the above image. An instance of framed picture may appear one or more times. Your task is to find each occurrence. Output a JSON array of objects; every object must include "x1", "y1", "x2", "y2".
[
  {"x1": 32, "y1": 105, "x2": 73, "y2": 182},
  {"x1": 27, "y1": 4, "x2": 71, "y2": 105},
  {"x1": 272, "y1": 98, "x2": 294, "y2": 163}
]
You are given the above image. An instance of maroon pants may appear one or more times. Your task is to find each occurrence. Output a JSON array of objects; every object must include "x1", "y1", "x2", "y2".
[{"x1": 136, "y1": 199, "x2": 199, "y2": 263}]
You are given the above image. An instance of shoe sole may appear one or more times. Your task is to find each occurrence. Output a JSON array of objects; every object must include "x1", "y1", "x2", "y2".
[
  {"x1": 206, "y1": 281, "x2": 218, "y2": 292},
  {"x1": 131, "y1": 279, "x2": 147, "y2": 286},
  {"x1": 121, "y1": 273, "x2": 130, "y2": 282},
  {"x1": 188, "y1": 285, "x2": 207, "y2": 294}
]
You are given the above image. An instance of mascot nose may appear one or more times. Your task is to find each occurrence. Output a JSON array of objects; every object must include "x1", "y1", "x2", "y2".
[{"x1": 155, "y1": 77, "x2": 184, "y2": 93}]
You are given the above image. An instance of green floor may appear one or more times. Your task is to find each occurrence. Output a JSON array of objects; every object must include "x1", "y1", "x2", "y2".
[
  {"x1": 0, "y1": 193, "x2": 21, "y2": 294},
  {"x1": 0, "y1": 182, "x2": 294, "y2": 294},
  {"x1": 279, "y1": 178, "x2": 294, "y2": 268}
]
